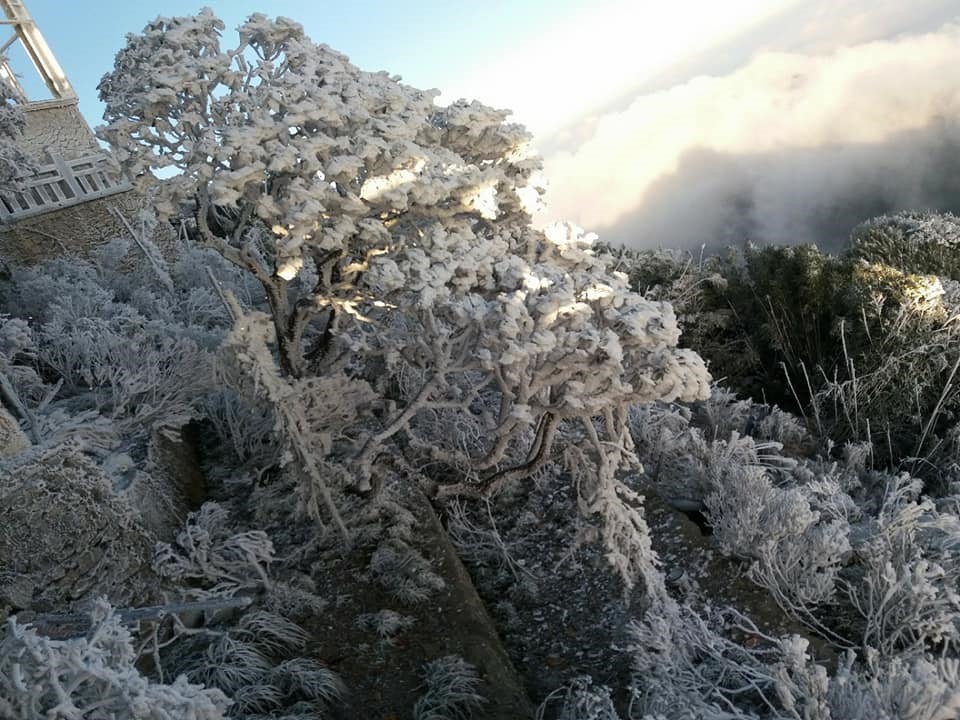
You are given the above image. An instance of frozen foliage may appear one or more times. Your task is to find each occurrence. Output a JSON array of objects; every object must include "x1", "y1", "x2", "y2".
[
  {"x1": 851, "y1": 211, "x2": 960, "y2": 280},
  {"x1": 168, "y1": 618, "x2": 344, "y2": 718},
  {"x1": 235, "y1": 610, "x2": 309, "y2": 657},
  {"x1": 270, "y1": 658, "x2": 347, "y2": 707},
  {"x1": 535, "y1": 676, "x2": 621, "y2": 720},
  {"x1": 0, "y1": 72, "x2": 33, "y2": 192},
  {"x1": 621, "y1": 390, "x2": 960, "y2": 716},
  {"x1": 846, "y1": 474, "x2": 960, "y2": 658},
  {"x1": 0, "y1": 314, "x2": 43, "y2": 450},
  {"x1": 150, "y1": 507, "x2": 345, "y2": 719},
  {"x1": 261, "y1": 577, "x2": 328, "y2": 624},
  {"x1": 828, "y1": 652, "x2": 960, "y2": 720},
  {"x1": 355, "y1": 609, "x2": 415, "y2": 646},
  {"x1": 186, "y1": 635, "x2": 273, "y2": 697},
  {"x1": 446, "y1": 498, "x2": 530, "y2": 583},
  {"x1": 412, "y1": 655, "x2": 486, "y2": 720},
  {"x1": 0, "y1": 599, "x2": 230, "y2": 720},
  {"x1": 0, "y1": 245, "x2": 225, "y2": 480},
  {"x1": 368, "y1": 538, "x2": 446, "y2": 605},
  {"x1": 99, "y1": 10, "x2": 709, "y2": 593},
  {"x1": 153, "y1": 502, "x2": 274, "y2": 599},
  {"x1": 221, "y1": 305, "x2": 373, "y2": 539},
  {"x1": 376, "y1": 222, "x2": 711, "y2": 501},
  {"x1": 629, "y1": 599, "x2": 787, "y2": 718},
  {"x1": 628, "y1": 595, "x2": 960, "y2": 720},
  {"x1": 25, "y1": 277, "x2": 212, "y2": 444},
  {"x1": 81, "y1": 8, "x2": 960, "y2": 715},
  {"x1": 644, "y1": 417, "x2": 850, "y2": 618}
]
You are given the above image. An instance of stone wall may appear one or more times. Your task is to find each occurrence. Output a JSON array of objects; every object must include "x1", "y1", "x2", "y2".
[
  {"x1": 0, "y1": 187, "x2": 165, "y2": 265},
  {"x1": 19, "y1": 99, "x2": 100, "y2": 163}
]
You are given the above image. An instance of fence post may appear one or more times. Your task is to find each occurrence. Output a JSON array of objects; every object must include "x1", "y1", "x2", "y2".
[{"x1": 50, "y1": 152, "x2": 83, "y2": 197}]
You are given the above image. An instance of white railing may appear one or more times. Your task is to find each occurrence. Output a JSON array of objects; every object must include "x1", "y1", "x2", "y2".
[{"x1": 0, "y1": 151, "x2": 131, "y2": 222}]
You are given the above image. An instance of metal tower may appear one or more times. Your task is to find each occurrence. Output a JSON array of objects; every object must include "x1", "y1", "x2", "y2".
[{"x1": 0, "y1": 0, "x2": 74, "y2": 101}]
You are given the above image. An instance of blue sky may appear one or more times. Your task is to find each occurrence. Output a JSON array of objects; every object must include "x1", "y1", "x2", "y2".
[{"x1": 15, "y1": 0, "x2": 604, "y2": 130}]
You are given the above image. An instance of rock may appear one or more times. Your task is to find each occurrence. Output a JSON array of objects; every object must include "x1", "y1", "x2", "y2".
[
  {"x1": 0, "y1": 446, "x2": 161, "y2": 613},
  {"x1": 0, "y1": 405, "x2": 29, "y2": 458},
  {"x1": 310, "y1": 480, "x2": 536, "y2": 719}
]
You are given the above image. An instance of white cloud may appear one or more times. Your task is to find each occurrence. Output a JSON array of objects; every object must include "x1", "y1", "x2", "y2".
[
  {"x1": 539, "y1": 20, "x2": 960, "y2": 250},
  {"x1": 439, "y1": 0, "x2": 798, "y2": 137}
]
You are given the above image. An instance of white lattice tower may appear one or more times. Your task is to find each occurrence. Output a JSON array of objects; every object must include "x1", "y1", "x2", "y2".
[{"x1": 0, "y1": 0, "x2": 74, "y2": 101}]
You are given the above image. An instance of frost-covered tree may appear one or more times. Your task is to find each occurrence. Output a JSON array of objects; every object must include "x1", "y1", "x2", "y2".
[
  {"x1": 98, "y1": 10, "x2": 709, "y2": 587},
  {"x1": 0, "y1": 70, "x2": 32, "y2": 192}
]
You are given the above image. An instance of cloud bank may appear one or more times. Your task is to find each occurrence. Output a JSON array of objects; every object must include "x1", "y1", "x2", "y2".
[{"x1": 540, "y1": 15, "x2": 960, "y2": 252}]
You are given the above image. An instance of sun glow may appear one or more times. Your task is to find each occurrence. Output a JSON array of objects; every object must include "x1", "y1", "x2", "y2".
[{"x1": 445, "y1": 0, "x2": 798, "y2": 138}]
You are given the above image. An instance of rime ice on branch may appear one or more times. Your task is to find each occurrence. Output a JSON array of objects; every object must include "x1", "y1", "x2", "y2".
[{"x1": 98, "y1": 10, "x2": 710, "y2": 589}]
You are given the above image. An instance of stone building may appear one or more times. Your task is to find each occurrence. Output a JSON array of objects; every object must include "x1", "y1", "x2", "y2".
[{"x1": 0, "y1": 0, "x2": 144, "y2": 264}]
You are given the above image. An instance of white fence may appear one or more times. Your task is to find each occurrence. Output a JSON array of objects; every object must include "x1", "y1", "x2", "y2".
[{"x1": 0, "y1": 151, "x2": 131, "y2": 222}]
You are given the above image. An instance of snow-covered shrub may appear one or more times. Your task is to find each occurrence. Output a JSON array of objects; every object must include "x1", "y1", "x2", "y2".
[
  {"x1": 743, "y1": 491, "x2": 851, "y2": 635},
  {"x1": 0, "y1": 599, "x2": 230, "y2": 720},
  {"x1": 153, "y1": 502, "x2": 274, "y2": 599},
  {"x1": 269, "y1": 658, "x2": 347, "y2": 707},
  {"x1": 376, "y1": 222, "x2": 711, "y2": 500},
  {"x1": 632, "y1": 405, "x2": 852, "y2": 631},
  {"x1": 628, "y1": 592, "x2": 960, "y2": 720},
  {"x1": 850, "y1": 211, "x2": 960, "y2": 281},
  {"x1": 827, "y1": 650, "x2": 960, "y2": 720},
  {"x1": 626, "y1": 401, "x2": 693, "y2": 480},
  {"x1": 693, "y1": 385, "x2": 813, "y2": 455},
  {"x1": 535, "y1": 676, "x2": 621, "y2": 720},
  {"x1": 355, "y1": 609, "x2": 416, "y2": 647},
  {"x1": 3, "y1": 251, "x2": 217, "y2": 461},
  {"x1": 368, "y1": 538, "x2": 446, "y2": 605},
  {"x1": 220, "y1": 306, "x2": 374, "y2": 539},
  {"x1": 656, "y1": 426, "x2": 792, "y2": 508},
  {"x1": 189, "y1": 635, "x2": 273, "y2": 697},
  {"x1": 566, "y1": 433, "x2": 662, "y2": 596},
  {"x1": 234, "y1": 610, "x2": 309, "y2": 657},
  {"x1": 167, "y1": 615, "x2": 344, "y2": 718},
  {"x1": 262, "y1": 577, "x2": 328, "y2": 625},
  {"x1": 412, "y1": 655, "x2": 485, "y2": 720},
  {"x1": 614, "y1": 245, "x2": 735, "y2": 369},
  {"x1": 846, "y1": 474, "x2": 960, "y2": 658},
  {"x1": 629, "y1": 599, "x2": 802, "y2": 718},
  {"x1": 627, "y1": 593, "x2": 960, "y2": 720}
]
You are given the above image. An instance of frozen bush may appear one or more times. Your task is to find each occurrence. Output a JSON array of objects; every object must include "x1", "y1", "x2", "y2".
[
  {"x1": 0, "y1": 599, "x2": 230, "y2": 720},
  {"x1": 368, "y1": 538, "x2": 446, "y2": 605},
  {"x1": 536, "y1": 676, "x2": 621, "y2": 720},
  {"x1": 355, "y1": 609, "x2": 416, "y2": 646},
  {"x1": 629, "y1": 599, "x2": 796, "y2": 718},
  {"x1": 846, "y1": 474, "x2": 960, "y2": 658},
  {"x1": 153, "y1": 502, "x2": 274, "y2": 598},
  {"x1": 850, "y1": 211, "x2": 960, "y2": 281},
  {"x1": 413, "y1": 655, "x2": 485, "y2": 720},
  {"x1": 270, "y1": 658, "x2": 347, "y2": 707}
]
